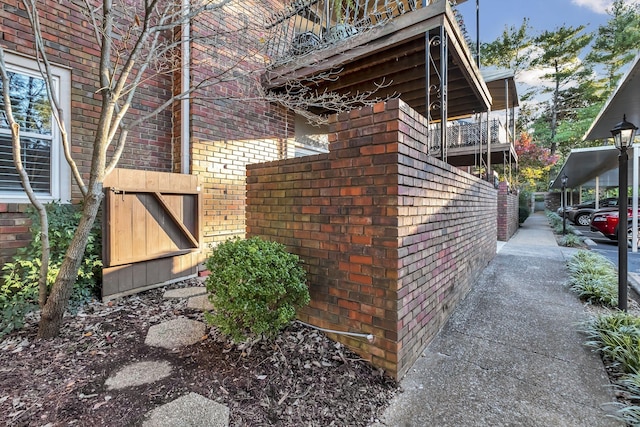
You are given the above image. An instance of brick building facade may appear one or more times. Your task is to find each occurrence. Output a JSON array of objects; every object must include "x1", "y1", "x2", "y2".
[{"x1": 0, "y1": 0, "x2": 296, "y2": 266}]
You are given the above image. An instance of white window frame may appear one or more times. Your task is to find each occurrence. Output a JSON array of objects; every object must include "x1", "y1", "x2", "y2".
[{"x1": 0, "y1": 52, "x2": 71, "y2": 204}]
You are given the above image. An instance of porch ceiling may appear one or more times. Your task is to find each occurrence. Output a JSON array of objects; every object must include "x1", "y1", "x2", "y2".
[{"x1": 263, "y1": 0, "x2": 492, "y2": 120}]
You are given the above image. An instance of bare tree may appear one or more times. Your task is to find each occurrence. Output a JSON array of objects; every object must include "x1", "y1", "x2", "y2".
[{"x1": 1, "y1": 0, "x2": 390, "y2": 338}]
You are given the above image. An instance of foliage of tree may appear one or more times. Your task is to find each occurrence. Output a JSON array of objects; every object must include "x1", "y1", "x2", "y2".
[
  {"x1": 531, "y1": 25, "x2": 593, "y2": 156},
  {"x1": 480, "y1": 18, "x2": 533, "y2": 75},
  {"x1": 587, "y1": 0, "x2": 640, "y2": 90},
  {"x1": 514, "y1": 132, "x2": 558, "y2": 191}
]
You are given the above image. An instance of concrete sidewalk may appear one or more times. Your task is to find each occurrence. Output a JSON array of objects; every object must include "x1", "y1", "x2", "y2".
[{"x1": 374, "y1": 212, "x2": 621, "y2": 426}]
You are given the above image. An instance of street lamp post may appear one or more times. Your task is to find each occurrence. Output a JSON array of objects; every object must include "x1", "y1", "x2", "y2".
[
  {"x1": 561, "y1": 174, "x2": 568, "y2": 235},
  {"x1": 611, "y1": 115, "x2": 638, "y2": 312}
]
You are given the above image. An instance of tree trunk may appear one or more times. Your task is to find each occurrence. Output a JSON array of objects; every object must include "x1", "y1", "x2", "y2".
[
  {"x1": 549, "y1": 60, "x2": 560, "y2": 156},
  {"x1": 37, "y1": 190, "x2": 103, "y2": 338}
]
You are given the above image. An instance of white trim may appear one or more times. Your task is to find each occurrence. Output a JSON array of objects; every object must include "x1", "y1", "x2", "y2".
[
  {"x1": 0, "y1": 51, "x2": 71, "y2": 204},
  {"x1": 180, "y1": 0, "x2": 190, "y2": 175}
]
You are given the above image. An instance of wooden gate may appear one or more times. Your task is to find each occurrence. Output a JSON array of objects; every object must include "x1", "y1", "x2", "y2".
[{"x1": 102, "y1": 169, "x2": 203, "y2": 300}]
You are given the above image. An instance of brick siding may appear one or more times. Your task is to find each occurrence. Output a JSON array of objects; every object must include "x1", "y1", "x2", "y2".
[
  {"x1": 497, "y1": 181, "x2": 519, "y2": 241},
  {"x1": 0, "y1": 204, "x2": 31, "y2": 268},
  {"x1": 246, "y1": 99, "x2": 497, "y2": 378},
  {"x1": 1, "y1": 0, "x2": 175, "y2": 262},
  {"x1": 188, "y1": 1, "x2": 293, "y2": 246}
]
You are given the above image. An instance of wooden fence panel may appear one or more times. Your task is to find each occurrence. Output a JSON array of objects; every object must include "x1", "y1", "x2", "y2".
[{"x1": 102, "y1": 169, "x2": 203, "y2": 300}]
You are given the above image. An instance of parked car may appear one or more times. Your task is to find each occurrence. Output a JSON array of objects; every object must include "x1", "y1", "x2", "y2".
[
  {"x1": 566, "y1": 197, "x2": 621, "y2": 226},
  {"x1": 557, "y1": 198, "x2": 619, "y2": 226},
  {"x1": 590, "y1": 208, "x2": 640, "y2": 246}
]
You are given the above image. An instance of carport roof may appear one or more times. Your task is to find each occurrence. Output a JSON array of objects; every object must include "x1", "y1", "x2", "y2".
[
  {"x1": 584, "y1": 53, "x2": 640, "y2": 141},
  {"x1": 549, "y1": 145, "x2": 634, "y2": 189}
]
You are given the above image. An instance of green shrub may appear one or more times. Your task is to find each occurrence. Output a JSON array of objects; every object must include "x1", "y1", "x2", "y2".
[
  {"x1": 518, "y1": 206, "x2": 530, "y2": 224},
  {"x1": 567, "y1": 251, "x2": 617, "y2": 307},
  {"x1": 204, "y1": 236, "x2": 310, "y2": 342},
  {"x1": 1, "y1": 202, "x2": 102, "y2": 337},
  {"x1": 517, "y1": 190, "x2": 531, "y2": 224},
  {"x1": 560, "y1": 233, "x2": 583, "y2": 247},
  {"x1": 546, "y1": 211, "x2": 562, "y2": 228},
  {"x1": 583, "y1": 313, "x2": 640, "y2": 424},
  {"x1": 615, "y1": 373, "x2": 640, "y2": 425}
]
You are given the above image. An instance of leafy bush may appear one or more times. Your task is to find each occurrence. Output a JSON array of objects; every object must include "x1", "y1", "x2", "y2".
[
  {"x1": 518, "y1": 206, "x2": 530, "y2": 224},
  {"x1": 204, "y1": 237, "x2": 310, "y2": 342},
  {"x1": 567, "y1": 251, "x2": 617, "y2": 306},
  {"x1": 559, "y1": 233, "x2": 583, "y2": 247},
  {"x1": 518, "y1": 190, "x2": 531, "y2": 223},
  {"x1": 1, "y1": 202, "x2": 102, "y2": 336}
]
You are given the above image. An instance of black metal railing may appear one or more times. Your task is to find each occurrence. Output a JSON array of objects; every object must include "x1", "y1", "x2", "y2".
[{"x1": 264, "y1": 0, "x2": 439, "y2": 63}]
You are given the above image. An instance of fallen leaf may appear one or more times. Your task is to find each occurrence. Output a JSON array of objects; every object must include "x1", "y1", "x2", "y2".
[{"x1": 92, "y1": 401, "x2": 108, "y2": 410}]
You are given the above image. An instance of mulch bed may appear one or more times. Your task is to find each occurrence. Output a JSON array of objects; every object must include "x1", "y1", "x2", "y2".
[{"x1": 0, "y1": 280, "x2": 398, "y2": 426}]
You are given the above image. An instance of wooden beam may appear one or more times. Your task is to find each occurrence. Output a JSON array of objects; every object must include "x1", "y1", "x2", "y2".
[{"x1": 152, "y1": 192, "x2": 200, "y2": 248}]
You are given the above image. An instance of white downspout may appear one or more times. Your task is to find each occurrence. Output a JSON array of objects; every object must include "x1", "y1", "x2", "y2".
[{"x1": 181, "y1": 0, "x2": 191, "y2": 174}]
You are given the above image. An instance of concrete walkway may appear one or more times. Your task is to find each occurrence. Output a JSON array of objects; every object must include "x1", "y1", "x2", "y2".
[{"x1": 375, "y1": 212, "x2": 621, "y2": 426}]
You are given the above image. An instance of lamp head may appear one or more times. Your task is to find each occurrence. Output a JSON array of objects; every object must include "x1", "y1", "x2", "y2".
[{"x1": 611, "y1": 115, "x2": 638, "y2": 150}]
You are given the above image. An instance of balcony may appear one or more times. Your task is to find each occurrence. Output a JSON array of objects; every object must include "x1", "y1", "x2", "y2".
[
  {"x1": 429, "y1": 118, "x2": 518, "y2": 168},
  {"x1": 265, "y1": 0, "x2": 432, "y2": 63},
  {"x1": 264, "y1": 0, "x2": 489, "y2": 118},
  {"x1": 263, "y1": 0, "x2": 517, "y2": 171}
]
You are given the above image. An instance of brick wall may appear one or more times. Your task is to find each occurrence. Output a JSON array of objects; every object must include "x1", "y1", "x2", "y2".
[
  {"x1": 188, "y1": 1, "x2": 293, "y2": 246},
  {"x1": 246, "y1": 99, "x2": 497, "y2": 379},
  {"x1": 497, "y1": 181, "x2": 519, "y2": 241},
  {"x1": 0, "y1": 204, "x2": 31, "y2": 267},
  {"x1": 1, "y1": 0, "x2": 175, "y2": 263}
]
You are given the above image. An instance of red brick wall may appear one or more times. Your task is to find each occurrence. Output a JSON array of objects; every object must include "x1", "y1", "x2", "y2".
[
  {"x1": 497, "y1": 181, "x2": 519, "y2": 241},
  {"x1": 0, "y1": 204, "x2": 31, "y2": 268},
  {"x1": 188, "y1": 0, "x2": 293, "y2": 246},
  {"x1": 1, "y1": 0, "x2": 175, "y2": 262},
  {"x1": 246, "y1": 99, "x2": 497, "y2": 379}
]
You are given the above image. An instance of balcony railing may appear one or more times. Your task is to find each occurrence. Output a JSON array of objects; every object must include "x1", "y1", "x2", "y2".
[
  {"x1": 428, "y1": 119, "x2": 512, "y2": 153},
  {"x1": 264, "y1": 0, "x2": 439, "y2": 64}
]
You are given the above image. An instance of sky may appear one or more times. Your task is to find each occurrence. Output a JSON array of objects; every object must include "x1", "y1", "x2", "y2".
[
  {"x1": 455, "y1": 0, "x2": 624, "y2": 45},
  {"x1": 453, "y1": 0, "x2": 639, "y2": 105}
]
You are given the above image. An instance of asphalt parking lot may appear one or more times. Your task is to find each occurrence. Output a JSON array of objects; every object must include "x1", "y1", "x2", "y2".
[{"x1": 573, "y1": 224, "x2": 640, "y2": 274}]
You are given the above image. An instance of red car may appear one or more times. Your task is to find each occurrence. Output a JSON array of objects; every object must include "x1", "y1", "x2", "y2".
[{"x1": 590, "y1": 208, "x2": 640, "y2": 245}]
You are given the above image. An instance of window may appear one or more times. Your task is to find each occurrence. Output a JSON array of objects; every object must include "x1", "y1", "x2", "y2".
[{"x1": 0, "y1": 52, "x2": 70, "y2": 203}]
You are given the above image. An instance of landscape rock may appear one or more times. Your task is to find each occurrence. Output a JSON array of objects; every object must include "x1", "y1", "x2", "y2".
[
  {"x1": 145, "y1": 317, "x2": 206, "y2": 349},
  {"x1": 142, "y1": 392, "x2": 229, "y2": 427},
  {"x1": 105, "y1": 360, "x2": 172, "y2": 390}
]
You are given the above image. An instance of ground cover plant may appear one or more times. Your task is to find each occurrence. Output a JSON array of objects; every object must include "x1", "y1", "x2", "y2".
[
  {"x1": 560, "y1": 233, "x2": 584, "y2": 247},
  {"x1": 583, "y1": 311, "x2": 640, "y2": 425},
  {"x1": 567, "y1": 250, "x2": 640, "y2": 424},
  {"x1": 1, "y1": 202, "x2": 102, "y2": 337},
  {"x1": 567, "y1": 250, "x2": 617, "y2": 307},
  {"x1": 546, "y1": 210, "x2": 576, "y2": 236}
]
